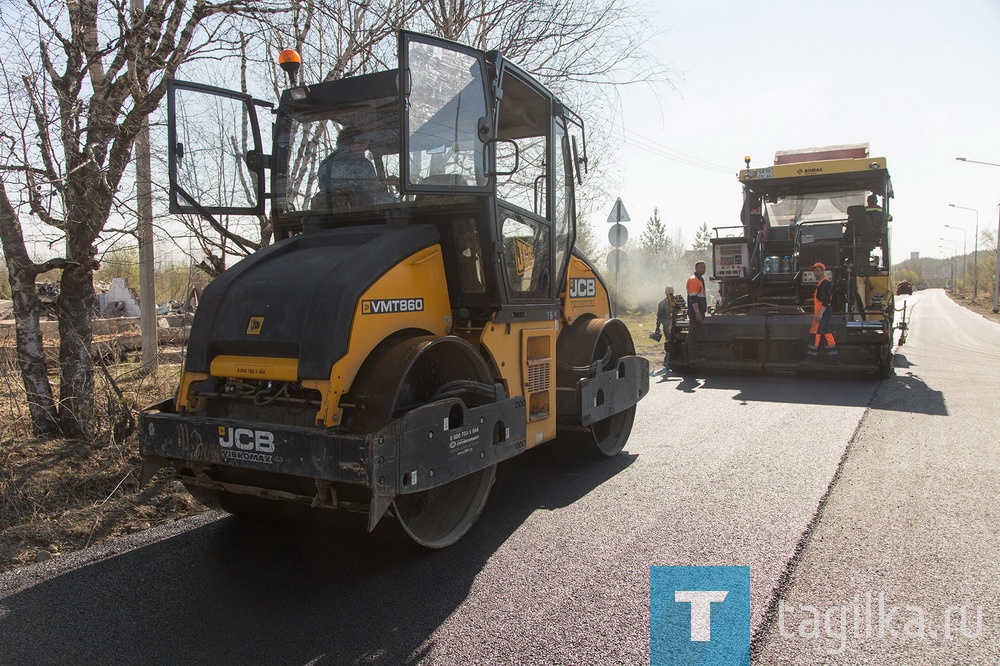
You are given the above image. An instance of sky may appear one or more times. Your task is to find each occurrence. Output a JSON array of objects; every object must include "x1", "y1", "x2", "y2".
[
  {"x1": 591, "y1": 0, "x2": 1000, "y2": 267},
  {"x1": 18, "y1": 0, "x2": 998, "y2": 277}
]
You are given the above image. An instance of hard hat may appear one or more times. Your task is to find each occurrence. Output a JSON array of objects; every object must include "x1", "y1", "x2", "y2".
[{"x1": 806, "y1": 262, "x2": 826, "y2": 271}]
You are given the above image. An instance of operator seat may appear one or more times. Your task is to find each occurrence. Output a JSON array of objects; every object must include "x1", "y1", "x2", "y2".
[
  {"x1": 847, "y1": 205, "x2": 883, "y2": 243},
  {"x1": 311, "y1": 187, "x2": 364, "y2": 211}
]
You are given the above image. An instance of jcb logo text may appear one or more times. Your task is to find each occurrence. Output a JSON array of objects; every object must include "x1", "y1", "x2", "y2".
[
  {"x1": 569, "y1": 278, "x2": 596, "y2": 298},
  {"x1": 218, "y1": 426, "x2": 275, "y2": 452}
]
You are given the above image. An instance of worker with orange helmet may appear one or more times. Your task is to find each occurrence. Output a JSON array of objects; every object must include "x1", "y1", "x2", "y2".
[{"x1": 804, "y1": 262, "x2": 840, "y2": 365}]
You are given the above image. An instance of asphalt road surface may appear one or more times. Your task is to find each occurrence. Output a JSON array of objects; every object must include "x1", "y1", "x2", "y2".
[{"x1": 1, "y1": 288, "x2": 996, "y2": 665}]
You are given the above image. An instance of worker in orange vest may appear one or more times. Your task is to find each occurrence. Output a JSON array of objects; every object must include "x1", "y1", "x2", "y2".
[
  {"x1": 804, "y1": 262, "x2": 840, "y2": 365},
  {"x1": 685, "y1": 261, "x2": 708, "y2": 360}
]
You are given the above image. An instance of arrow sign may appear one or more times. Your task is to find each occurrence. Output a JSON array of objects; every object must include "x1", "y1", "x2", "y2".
[{"x1": 607, "y1": 197, "x2": 631, "y2": 223}]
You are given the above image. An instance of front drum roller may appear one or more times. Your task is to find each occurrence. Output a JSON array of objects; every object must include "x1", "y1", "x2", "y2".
[
  {"x1": 556, "y1": 317, "x2": 639, "y2": 458},
  {"x1": 349, "y1": 335, "x2": 499, "y2": 548}
]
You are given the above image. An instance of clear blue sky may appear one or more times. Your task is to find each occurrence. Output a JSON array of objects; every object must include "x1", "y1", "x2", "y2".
[{"x1": 593, "y1": 0, "x2": 1000, "y2": 266}]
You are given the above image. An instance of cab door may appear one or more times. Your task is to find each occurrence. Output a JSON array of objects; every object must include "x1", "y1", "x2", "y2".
[
  {"x1": 166, "y1": 80, "x2": 270, "y2": 216},
  {"x1": 398, "y1": 31, "x2": 494, "y2": 194},
  {"x1": 493, "y1": 65, "x2": 558, "y2": 305}
]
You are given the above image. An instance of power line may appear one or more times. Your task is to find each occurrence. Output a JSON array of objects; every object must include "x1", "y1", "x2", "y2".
[{"x1": 609, "y1": 121, "x2": 736, "y2": 174}]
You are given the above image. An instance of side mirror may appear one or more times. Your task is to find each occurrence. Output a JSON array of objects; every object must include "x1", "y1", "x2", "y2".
[{"x1": 571, "y1": 135, "x2": 587, "y2": 185}]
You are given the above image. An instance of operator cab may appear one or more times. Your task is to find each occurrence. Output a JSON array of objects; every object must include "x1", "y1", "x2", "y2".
[
  {"x1": 712, "y1": 151, "x2": 892, "y2": 315},
  {"x1": 165, "y1": 32, "x2": 586, "y2": 323}
]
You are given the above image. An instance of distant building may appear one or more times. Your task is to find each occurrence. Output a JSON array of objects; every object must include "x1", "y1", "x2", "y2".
[{"x1": 911, "y1": 252, "x2": 920, "y2": 261}]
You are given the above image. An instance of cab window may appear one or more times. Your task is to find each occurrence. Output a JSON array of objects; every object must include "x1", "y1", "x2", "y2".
[
  {"x1": 405, "y1": 39, "x2": 489, "y2": 188},
  {"x1": 499, "y1": 211, "x2": 551, "y2": 299}
]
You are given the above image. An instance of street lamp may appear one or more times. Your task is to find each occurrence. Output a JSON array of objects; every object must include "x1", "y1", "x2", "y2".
[
  {"x1": 943, "y1": 222, "x2": 967, "y2": 296},
  {"x1": 955, "y1": 157, "x2": 1000, "y2": 312},
  {"x1": 939, "y1": 241, "x2": 957, "y2": 291},
  {"x1": 948, "y1": 204, "x2": 979, "y2": 300}
]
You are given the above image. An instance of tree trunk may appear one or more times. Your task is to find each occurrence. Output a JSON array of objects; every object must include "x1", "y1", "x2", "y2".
[
  {"x1": 56, "y1": 258, "x2": 96, "y2": 439},
  {"x1": 0, "y1": 186, "x2": 60, "y2": 436},
  {"x1": 11, "y1": 272, "x2": 60, "y2": 435}
]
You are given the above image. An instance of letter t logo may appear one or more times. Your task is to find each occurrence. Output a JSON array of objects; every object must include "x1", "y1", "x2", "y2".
[
  {"x1": 674, "y1": 590, "x2": 729, "y2": 641},
  {"x1": 650, "y1": 567, "x2": 749, "y2": 665}
]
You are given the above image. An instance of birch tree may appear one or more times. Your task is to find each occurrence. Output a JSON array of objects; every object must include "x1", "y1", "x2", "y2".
[
  {"x1": 162, "y1": 0, "x2": 416, "y2": 276},
  {"x1": 172, "y1": 0, "x2": 664, "y2": 274},
  {"x1": 0, "y1": 0, "x2": 270, "y2": 437}
]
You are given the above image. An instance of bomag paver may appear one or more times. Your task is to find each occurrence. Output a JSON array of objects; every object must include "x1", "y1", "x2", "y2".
[
  {"x1": 669, "y1": 143, "x2": 895, "y2": 378},
  {"x1": 139, "y1": 32, "x2": 648, "y2": 548}
]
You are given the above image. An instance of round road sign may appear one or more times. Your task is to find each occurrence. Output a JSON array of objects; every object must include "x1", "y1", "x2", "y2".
[
  {"x1": 607, "y1": 248, "x2": 628, "y2": 273},
  {"x1": 608, "y1": 223, "x2": 628, "y2": 248}
]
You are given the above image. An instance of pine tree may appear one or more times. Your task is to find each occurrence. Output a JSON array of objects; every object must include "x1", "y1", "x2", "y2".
[
  {"x1": 640, "y1": 208, "x2": 670, "y2": 255},
  {"x1": 693, "y1": 223, "x2": 712, "y2": 251}
]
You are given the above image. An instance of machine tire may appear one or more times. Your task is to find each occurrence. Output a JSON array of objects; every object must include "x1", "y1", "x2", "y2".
[
  {"x1": 556, "y1": 317, "x2": 638, "y2": 458},
  {"x1": 876, "y1": 343, "x2": 894, "y2": 379},
  {"x1": 351, "y1": 335, "x2": 499, "y2": 548}
]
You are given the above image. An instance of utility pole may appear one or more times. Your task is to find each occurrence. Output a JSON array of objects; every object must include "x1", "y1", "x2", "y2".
[
  {"x1": 995, "y1": 203, "x2": 1000, "y2": 313},
  {"x1": 132, "y1": 0, "x2": 157, "y2": 372}
]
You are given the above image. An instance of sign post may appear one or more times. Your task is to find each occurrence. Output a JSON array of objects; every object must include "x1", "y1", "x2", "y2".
[{"x1": 606, "y1": 198, "x2": 631, "y2": 317}]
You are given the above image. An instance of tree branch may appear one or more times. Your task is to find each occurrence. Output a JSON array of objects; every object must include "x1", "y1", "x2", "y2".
[{"x1": 36, "y1": 257, "x2": 80, "y2": 273}]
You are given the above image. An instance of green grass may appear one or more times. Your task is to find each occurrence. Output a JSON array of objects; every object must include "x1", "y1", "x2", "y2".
[{"x1": 616, "y1": 312, "x2": 667, "y2": 360}]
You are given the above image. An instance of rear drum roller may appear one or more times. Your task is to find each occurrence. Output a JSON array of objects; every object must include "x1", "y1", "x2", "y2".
[
  {"x1": 557, "y1": 318, "x2": 638, "y2": 458},
  {"x1": 352, "y1": 336, "x2": 498, "y2": 548}
]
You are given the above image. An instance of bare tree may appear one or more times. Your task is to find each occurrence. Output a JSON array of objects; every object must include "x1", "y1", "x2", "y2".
[
  {"x1": 173, "y1": 0, "x2": 664, "y2": 274},
  {"x1": 159, "y1": 0, "x2": 416, "y2": 276},
  {"x1": 416, "y1": 0, "x2": 659, "y2": 90},
  {"x1": 0, "y1": 0, "x2": 272, "y2": 438},
  {"x1": 412, "y1": 0, "x2": 665, "y2": 266}
]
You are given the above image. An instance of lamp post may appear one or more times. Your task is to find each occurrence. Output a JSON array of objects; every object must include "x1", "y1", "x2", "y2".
[
  {"x1": 955, "y1": 157, "x2": 1000, "y2": 312},
  {"x1": 939, "y1": 241, "x2": 957, "y2": 291},
  {"x1": 948, "y1": 204, "x2": 979, "y2": 300},
  {"x1": 943, "y1": 222, "x2": 967, "y2": 296}
]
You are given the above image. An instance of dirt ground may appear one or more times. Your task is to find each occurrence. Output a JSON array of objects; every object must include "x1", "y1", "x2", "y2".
[
  {"x1": 0, "y1": 438, "x2": 204, "y2": 572},
  {"x1": 0, "y1": 358, "x2": 208, "y2": 574},
  {"x1": 3, "y1": 297, "x2": 990, "y2": 574}
]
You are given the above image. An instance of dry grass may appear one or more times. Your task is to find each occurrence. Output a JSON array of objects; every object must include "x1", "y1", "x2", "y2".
[
  {"x1": 616, "y1": 311, "x2": 669, "y2": 363},
  {"x1": 0, "y1": 351, "x2": 206, "y2": 573}
]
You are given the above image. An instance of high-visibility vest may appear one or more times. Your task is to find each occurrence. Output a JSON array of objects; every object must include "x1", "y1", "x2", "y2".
[
  {"x1": 686, "y1": 275, "x2": 705, "y2": 299},
  {"x1": 813, "y1": 277, "x2": 831, "y2": 315}
]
